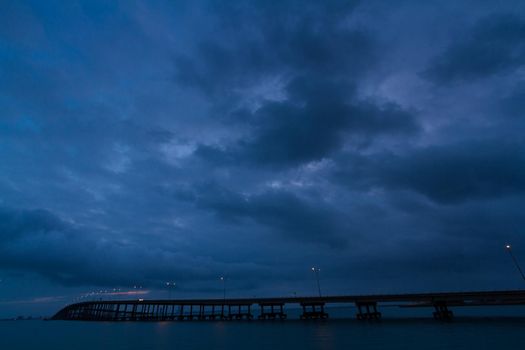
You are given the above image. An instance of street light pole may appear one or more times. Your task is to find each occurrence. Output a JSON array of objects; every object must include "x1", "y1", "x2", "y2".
[
  {"x1": 220, "y1": 276, "x2": 226, "y2": 300},
  {"x1": 166, "y1": 282, "x2": 176, "y2": 299},
  {"x1": 311, "y1": 267, "x2": 322, "y2": 297},
  {"x1": 506, "y1": 245, "x2": 525, "y2": 281}
]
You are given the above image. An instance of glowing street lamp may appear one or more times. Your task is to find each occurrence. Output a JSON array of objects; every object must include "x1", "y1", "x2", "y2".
[
  {"x1": 311, "y1": 267, "x2": 322, "y2": 297},
  {"x1": 505, "y1": 244, "x2": 525, "y2": 281},
  {"x1": 220, "y1": 276, "x2": 226, "y2": 300}
]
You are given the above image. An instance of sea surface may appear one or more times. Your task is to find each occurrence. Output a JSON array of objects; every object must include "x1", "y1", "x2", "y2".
[{"x1": 1, "y1": 316, "x2": 525, "y2": 350}]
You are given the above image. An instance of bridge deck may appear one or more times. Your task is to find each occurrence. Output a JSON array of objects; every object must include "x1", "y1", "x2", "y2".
[{"x1": 51, "y1": 290, "x2": 525, "y2": 321}]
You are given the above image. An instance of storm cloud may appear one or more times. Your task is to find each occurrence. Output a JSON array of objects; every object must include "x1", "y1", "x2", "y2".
[
  {"x1": 334, "y1": 140, "x2": 525, "y2": 204},
  {"x1": 424, "y1": 13, "x2": 525, "y2": 83},
  {"x1": 197, "y1": 77, "x2": 419, "y2": 167}
]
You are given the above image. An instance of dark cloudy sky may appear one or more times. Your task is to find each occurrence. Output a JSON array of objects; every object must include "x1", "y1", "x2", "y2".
[{"x1": 1, "y1": 0, "x2": 525, "y2": 317}]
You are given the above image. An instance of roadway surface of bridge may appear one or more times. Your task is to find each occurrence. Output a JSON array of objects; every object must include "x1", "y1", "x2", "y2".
[{"x1": 51, "y1": 290, "x2": 525, "y2": 321}]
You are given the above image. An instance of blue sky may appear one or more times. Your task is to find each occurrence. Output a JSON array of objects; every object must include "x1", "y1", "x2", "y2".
[{"x1": 1, "y1": 0, "x2": 525, "y2": 317}]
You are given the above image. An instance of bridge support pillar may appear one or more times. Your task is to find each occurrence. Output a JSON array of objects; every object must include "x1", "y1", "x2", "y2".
[
  {"x1": 356, "y1": 302, "x2": 381, "y2": 320},
  {"x1": 131, "y1": 304, "x2": 137, "y2": 320},
  {"x1": 114, "y1": 303, "x2": 121, "y2": 321},
  {"x1": 258, "y1": 303, "x2": 287, "y2": 320},
  {"x1": 176, "y1": 305, "x2": 183, "y2": 320},
  {"x1": 220, "y1": 304, "x2": 226, "y2": 320},
  {"x1": 187, "y1": 304, "x2": 195, "y2": 320},
  {"x1": 224, "y1": 304, "x2": 253, "y2": 320},
  {"x1": 300, "y1": 302, "x2": 328, "y2": 320},
  {"x1": 433, "y1": 302, "x2": 453, "y2": 321},
  {"x1": 198, "y1": 305, "x2": 205, "y2": 320},
  {"x1": 207, "y1": 305, "x2": 222, "y2": 320},
  {"x1": 196, "y1": 304, "x2": 222, "y2": 320}
]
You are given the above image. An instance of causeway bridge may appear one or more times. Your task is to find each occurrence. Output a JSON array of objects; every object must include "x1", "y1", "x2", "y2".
[{"x1": 51, "y1": 290, "x2": 525, "y2": 322}]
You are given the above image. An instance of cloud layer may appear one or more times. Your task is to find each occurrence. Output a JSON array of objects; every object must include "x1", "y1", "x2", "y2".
[{"x1": 1, "y1": 0, "x2": 525, "y2": 314}]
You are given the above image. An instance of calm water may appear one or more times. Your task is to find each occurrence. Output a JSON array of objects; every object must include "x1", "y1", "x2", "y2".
[{"x1": 1, "y1": 318, "x2": 525, "y2": 349}]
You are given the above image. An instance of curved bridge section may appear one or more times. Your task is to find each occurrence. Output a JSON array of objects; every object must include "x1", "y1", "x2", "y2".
[{"x1": 51, "y1": 290, "x2": 525, "y2": 321}]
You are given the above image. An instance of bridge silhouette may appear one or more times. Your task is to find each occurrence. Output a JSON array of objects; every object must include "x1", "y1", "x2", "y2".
[{"x1": 51, "y1": 290, "x2": 525, "y2": 321}]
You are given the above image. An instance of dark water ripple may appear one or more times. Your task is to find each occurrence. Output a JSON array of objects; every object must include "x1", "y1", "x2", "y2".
[{"x1": 1, "y1": 318, "x2": 525, "y2": 350}]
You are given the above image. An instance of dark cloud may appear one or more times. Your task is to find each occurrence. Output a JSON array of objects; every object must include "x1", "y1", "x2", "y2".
[
  {"x1": 0, "y1": 206, "x2": 235, "y2": 287},
  {"x1": 197, "y1": 77, "x2": 419, "y2": 167},
  {"x1": 335, "y1": 140, "x2": 525, "y2": 204},
  {"x1": 381, "y1": 141, "x2": 525, "y2": 204},
  {"x1": 177, "y1": 0, "x2": 421, "y2": 169},
  {"x1": 424, "y1": 14, "x2": 525, "y2": 83},
  {"x1": 0, "y1": 207, "x2": 65, "y2": 240},
  {"x1": 501, "y1": 83, "x2": 525, "y2": 118},
  {"x1": 0, "y1": 207, "x2": 89, "y2": 284},
  {"x1": 175, "y1": 0, "x2": 371, "y2": 97},
  {"x1": 173, "y1": 0, "x2": 425, "y2": 172},
  {"x1": 176, "y1": 183, "x2": 348, "y2": 248}
]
